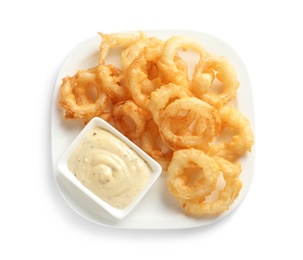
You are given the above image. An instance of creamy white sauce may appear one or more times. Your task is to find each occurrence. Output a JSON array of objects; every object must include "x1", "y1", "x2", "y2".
[{"x1": 68, "y1": 128, "x2": 152, "y2": 209}]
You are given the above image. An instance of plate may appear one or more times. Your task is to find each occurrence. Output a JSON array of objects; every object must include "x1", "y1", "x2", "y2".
[{"x1": 51, "y1": 29, "x2": 255, "y2": 229}]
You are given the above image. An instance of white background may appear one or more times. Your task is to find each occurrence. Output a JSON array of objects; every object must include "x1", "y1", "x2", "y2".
[{"x1": 1, "y1": 0, "x2": 302, "y2": 259}]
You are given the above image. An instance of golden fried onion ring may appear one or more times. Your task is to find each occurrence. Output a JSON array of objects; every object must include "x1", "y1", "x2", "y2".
[
  {"x1": 125, "y1": 37, "x2": 165, "y2": 110},
  {"x1": 98, "y1": 32, "x2": 140, "y2": 65},
  {"x1": 158, "y1": 35, "x2": 208, "y2": 88},
  {"x1": 59, "y1": 66, "x2": 108, "y2": 120},
  {"x1": 121, "y1": 31, "x2": 149, "y2": 71},
  {"x1": 158, "y1": 97, "x2": 221, "y2": 151},
  {"x1": 179, "y1": 156, "x2": 242, "y2": 215},
  {"x1": 191, "y1": 56, "x2": 240, "y2": 108},
  {"x1": 167, "y1": 148, "x2": 220, "y2": 200},
  {"x1": 207, "y1": 105, "x2": 254, "y2": 161},
  {"x1": 112, "y1": 100, "x2": 149, "y2": 141},
  {"x1": 98, "y1": 32, "x2": 140, "y2": 102},
  {"x1": 147, "y1": 83, "x2": 193, "y2": 125}
]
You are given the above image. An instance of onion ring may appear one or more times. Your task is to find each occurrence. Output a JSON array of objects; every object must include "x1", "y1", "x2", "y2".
[
  {"x1": 191, "y1": 56, "x2": 240, "y2": 108},
  {"x1": 207, "y1": 105, "x2": 254, "y2": 161},
  {"x1": 121, "y1": 31, "x2": 149, "y2": 71},
  {"x1": 158, "y1": 96, "x2": 221, "y2": 151},
  {"x1": 179, "y1": 156, "x2": 242, "y2": 215},
  {"x1": 125, "y1": 37, "x2": 165, "y2": 110},
  {"x1": 59, "y1": 66, "x2": 108, "y2": 121},
  {"x1": 147, "y1": 83, "x2": 193, "y2": 125},
  {"x1": 112, "y1": 100, "x2": 149, "y2": 141},
  {"x1": 98, "y1": 32, "x2": 140, "y2": 65},
  {"x1": 158, "y1": 35, "x2": 208, "y2": 88},
  {"x1": 98, "y1": 32, "x2": 140, "y2": 102},
  {"x1": 167, "y1": 148, "x2": 220, "y2": 200}
]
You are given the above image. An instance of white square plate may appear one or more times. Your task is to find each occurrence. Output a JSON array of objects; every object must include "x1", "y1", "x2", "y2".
[{"x1": 51, "y1": 29, "x2": 255, "y2": 229}]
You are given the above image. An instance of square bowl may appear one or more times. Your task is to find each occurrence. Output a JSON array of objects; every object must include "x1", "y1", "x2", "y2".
[{"x1": 57, "y1": 117, "x2": 163, "y2": 220}]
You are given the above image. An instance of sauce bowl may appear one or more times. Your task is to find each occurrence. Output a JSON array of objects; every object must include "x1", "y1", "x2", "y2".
[{"x1": 57, "y1": 117, "x2": 163, "y2": 220}]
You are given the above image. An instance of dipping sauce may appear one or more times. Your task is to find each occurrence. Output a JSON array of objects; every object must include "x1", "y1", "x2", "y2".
[{"x1": 68, "y1": 127, "x2": 152, "y2": 209}]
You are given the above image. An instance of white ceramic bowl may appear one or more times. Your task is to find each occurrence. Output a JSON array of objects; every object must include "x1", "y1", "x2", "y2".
[{"x1": 57, "y1": 117, "x2": 162, "y2": 220}]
